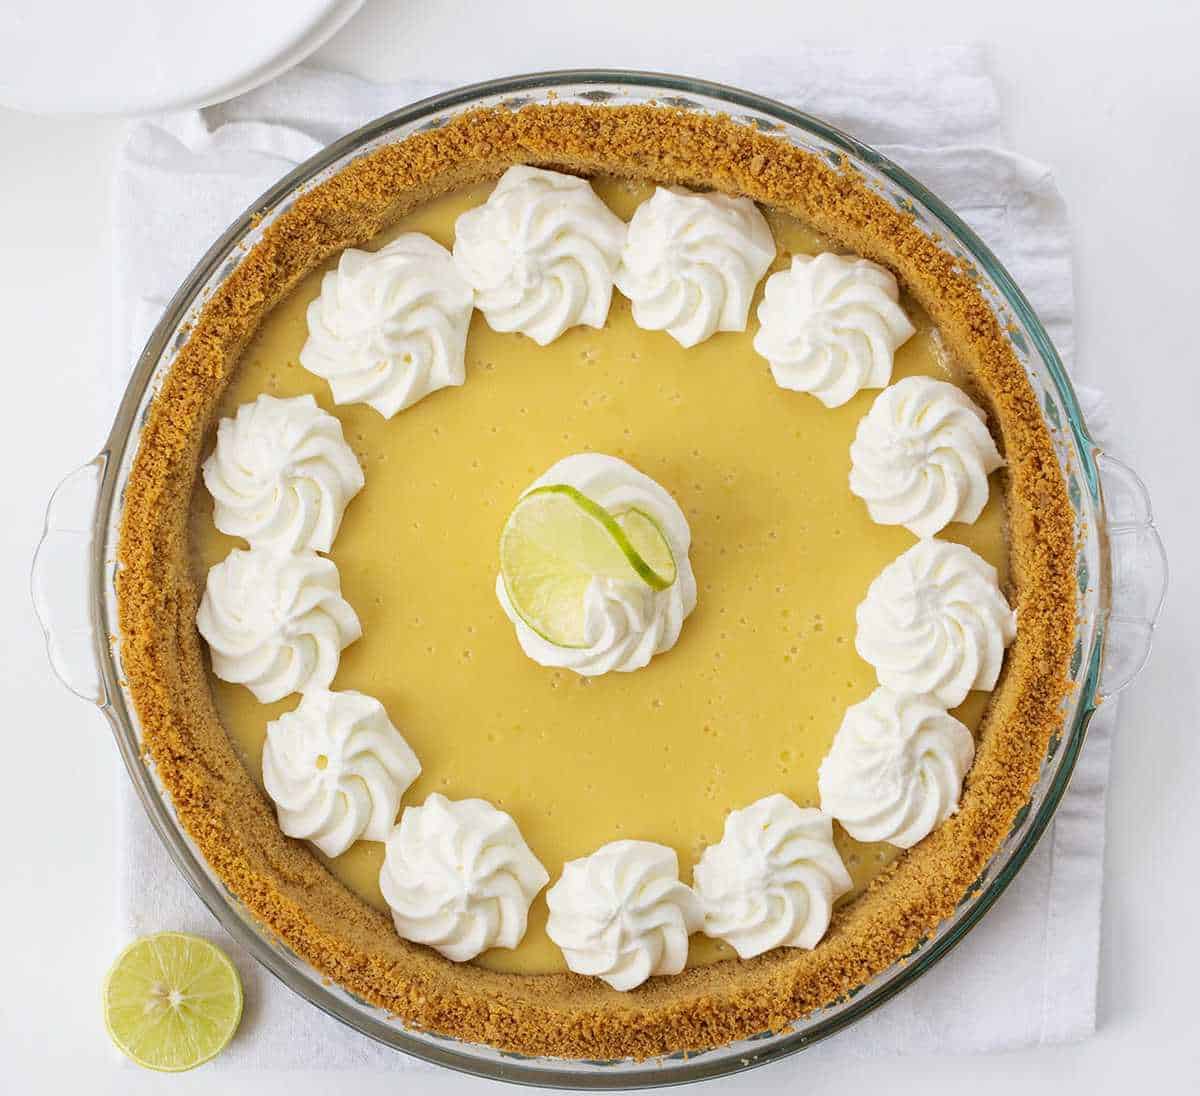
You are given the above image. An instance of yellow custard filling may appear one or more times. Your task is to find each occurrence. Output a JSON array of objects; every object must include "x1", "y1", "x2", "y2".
[{"x1": 190, "y1": 178, "x2": 1007, "y2": 975}]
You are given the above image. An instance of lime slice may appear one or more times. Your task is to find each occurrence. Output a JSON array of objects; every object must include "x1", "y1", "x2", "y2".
[
  {"x1": 500, "y1": 484, "x2": 676, "y2": 647},
  {"x1": 614, "y1": 507, "x2": 677, "y2": 589},
  {"x1": 103, "y1": 933, "x2": 243, "y2": 1072}
]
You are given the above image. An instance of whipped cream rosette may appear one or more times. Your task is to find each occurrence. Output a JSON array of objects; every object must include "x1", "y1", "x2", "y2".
[
  {"x1": 615, "y1": 186, "x2": 775, "y2": 347},
  {"x1": 856, "y1": 539, "x2": 1016, "y2": 708},
  {"x1": 693, "y1": 794, "x2": 851, "y2": 958},
  {"x1": 754, "y1": 252, "x2": 915, "y2": 407},
  {"x1": 850, "y1": 376, "x2": 1003, "y2": 537},
  {"x1": 546, "y1": 840, "x2": 701, "y2": 991},
  {"x1": 202, "y1": 393, "x2": 364, "y2": 554},
  {"x1": 819, "y1": 687, "x2": 976, "y2": 848},
  {"x1": 300, "y1": 232, "x2": 474, "y2": 418},
  {"x1": 453, "y1": 166, "x2": 626, "y2": 345},
  {"x1": 197, "y1": 548, "x2": 361, "y2": 703},
  {"x1": 262, "y1": 690, "x2": 420, "y2": 857},
  {"x1": 380, "y1": 794, "x2": 548, "y2": 962},
  {"x1": 496, "y1": 453, "x2": 697, "y2": 676}
]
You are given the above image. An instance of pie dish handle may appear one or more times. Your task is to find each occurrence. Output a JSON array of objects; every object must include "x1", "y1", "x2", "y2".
[
  {"x1": 1095, "y1": 452, "x2": 1168, "y2": 698},
  {"x1": 31, "y1": 456, "x2": 108, "y2": 706}
]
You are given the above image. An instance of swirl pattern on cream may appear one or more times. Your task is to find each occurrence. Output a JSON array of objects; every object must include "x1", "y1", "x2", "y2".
[
  {"x1": 546, "y1": 840, "x2": 702, "y2": 991},
  {"x1": 819, "y1": 687, "x2": 975, "y2": 848},
  {"x1": 453, "y1": 166, "x2": 626, "y2": 346},
  {"x1": 850, "y1": 377, "x2": 1003, "y2": 537},
  {"x1": 262, "y1": 690, "x2": 420, "y2": 858},
  {"x1": 202, "y1": 393, "x2": 364, "y2": 553},
  {"x1": 197, "y1": 548, "x2": 362, "y2": 703},
  {"x1": 614, "y1": 187, "x2": 775, "y2": 347},
  {"x1": 495, "y1": 454, "x2": 697, "y2": 676},
  {"x1": 693, "y1": 794, "x2": 852, "y2": 958},
  {"x1": 753, "y1": 252, "x2": 916, "y2": 407},
  {"x1": 856, "y1": 539, "x2": 1016, "y2": 708},
  {"x1": 300, "y1": 233, "x2": 474, "y2": 419},
  {"x1": 379, "y1": 794, "x2": 549, "y2": 961}
]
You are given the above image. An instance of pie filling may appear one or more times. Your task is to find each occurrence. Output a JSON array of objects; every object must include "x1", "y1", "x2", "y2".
[{"x1": 189, "y1": 176, "x2": 1009, "y2": 976}]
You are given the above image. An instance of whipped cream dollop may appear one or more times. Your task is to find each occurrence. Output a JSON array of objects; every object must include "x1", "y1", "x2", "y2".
[
  {"x1": 202, "y1": 393, "x2": 364, "y2": 554},
  {"x1": 546, "y1": 840, "x2": 702, "y2": 991},
  {"x1": 693, "y1": 794, "x2": 851, "y2": 959},
  {"x1": 379, "y1": 793, "x2": 549, "y2": 962},
  {"x1": 197, "y1": 548, "x2": 362, "y2": 703},
  {"x1": 299, "y1": 233, "x2": 474, "y2": 419},
  {"x1": 753, "y1": 252, "x2": 916, "y2": 407},
  {"x1": 453, "y1": 166, "x2": 626, "y2": 346},
  {"x1": 849, "y1": 376, "x2": 1003, "y2": 538},
  {"x1": 819, "y1": 687, "x2": 975, "y2": 848},
  {"x1": 856, "y1": 539, "x2": 1017, "y2": 708},
  {"x1": 262, "y1": 689, "x2": 420, "y2": 858},
  {"x1": 496, "y1": 454, "x2": 697, "y2": 676},
  {"x1": 614, "y1": 186, "x2": 775, "y2": 348}
]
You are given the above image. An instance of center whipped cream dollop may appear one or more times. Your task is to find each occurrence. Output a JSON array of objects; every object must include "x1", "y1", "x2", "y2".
[
  {"x1": 202, "y1": 393, "x2": 364, "y2": 554},
  {"x1": 614, "y1": 186, "x2": 775, "y2": 347},
  {"x1": 379, "y1": 793, "x2": 549, "y2": 962},
  {"x1": 753, "y1": 252, "x2": 916, "y2": 407},
  {"x1": 849, "y1": 376, "x2": 1004, "y2": 538},
  {"x1": 546, "y1": 840, "x2": 702, "y2": 991},
  {"x1": 197, "y1": 548, "x2": 361, "y2": 703},
  {"x1": 262, "y1": 689, "x2": 420, "y2": 858},
  {"x1": 453, "y1": 165, "x2": 626, "y2": 346},
  {"x1": 300, "y1": 232, "x2": 474, "y2": 419},
  {"x1": 856, "y1": 539, "x2": 1017, "y2": 708},
  {"x1": 819, "y1": 687, "x2": 975, "y2": 848},
  {"x1": 693, "y1": 794, "x2": 852, "y2": 959},
  {"x1": 496, "y1": 453, "x2": 697, "y2": 676}
]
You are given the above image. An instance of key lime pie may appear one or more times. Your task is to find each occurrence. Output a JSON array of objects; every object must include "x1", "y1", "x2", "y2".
[{"x1": 117, "y1": 104, "x2": 1075, "y2": 1059}]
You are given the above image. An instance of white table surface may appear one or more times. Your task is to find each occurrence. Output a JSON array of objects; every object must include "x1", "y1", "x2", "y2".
[{"x1": 4, "y1": 0, "x2": 1198, "y2": 1091}]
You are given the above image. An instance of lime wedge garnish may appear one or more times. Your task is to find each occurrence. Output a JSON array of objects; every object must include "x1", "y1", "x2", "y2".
[
  {"x1": 103, "y1": 933, "x2": 243, "y2": 1072},
  {"x1": 500, "y1": 484, "x2": 676, "y2": 647}
]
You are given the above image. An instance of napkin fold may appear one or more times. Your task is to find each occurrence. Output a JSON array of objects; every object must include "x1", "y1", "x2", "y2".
[{"x1": 111, "y1": 49, "x2": 1113, "y2": 1069}]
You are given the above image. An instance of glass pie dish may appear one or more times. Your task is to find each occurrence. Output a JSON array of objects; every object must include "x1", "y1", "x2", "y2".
[{"x1": 32, "y1": 71, "x2": 1167, "y2": 1088}]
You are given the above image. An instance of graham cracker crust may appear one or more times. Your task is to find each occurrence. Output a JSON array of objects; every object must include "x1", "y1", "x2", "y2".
[{"x1": 115, "y1": 103, "x2": 1075, "y2": 1060}]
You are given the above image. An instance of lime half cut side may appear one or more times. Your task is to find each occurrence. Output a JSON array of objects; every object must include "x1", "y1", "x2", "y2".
[
  {"x1": 103, "y1": 932, "x2": 243, "y2": 1072},
  {"x1": 500, "y1": 484, "x2": 676, "y2": 648}
]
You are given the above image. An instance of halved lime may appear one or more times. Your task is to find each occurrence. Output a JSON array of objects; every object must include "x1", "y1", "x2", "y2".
[
  {"x1": 500, "y1": 484, "x2": 676, "y2": 647},
  {"x1": 103, "y1": 932, "x2": 243, "y2": 1072}
]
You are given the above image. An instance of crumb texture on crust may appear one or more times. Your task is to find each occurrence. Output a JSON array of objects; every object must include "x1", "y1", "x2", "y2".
[{"x1": 116, "y1": 104, "x2": 1075, "y2": 1061}]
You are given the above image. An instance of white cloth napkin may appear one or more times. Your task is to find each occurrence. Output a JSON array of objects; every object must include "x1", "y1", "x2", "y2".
[{"x1": 111, "y1": 50, "x2": 1114, "y2": 1069}]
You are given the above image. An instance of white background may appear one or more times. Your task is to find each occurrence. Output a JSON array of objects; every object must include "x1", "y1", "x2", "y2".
[{"x1": 3, "y1": 0, "x2": 1198, "y2": 1092}]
